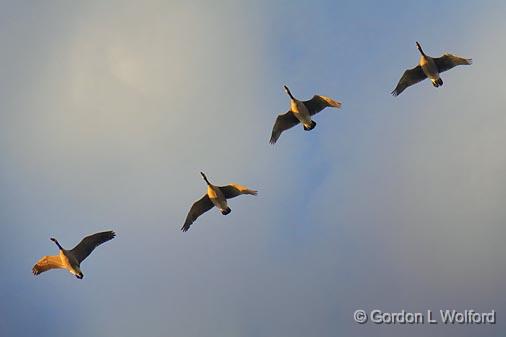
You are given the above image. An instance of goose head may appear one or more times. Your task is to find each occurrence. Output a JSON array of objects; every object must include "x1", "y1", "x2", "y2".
[
  {"x1": 416, "y1": 41, "x2": 426, "y2": 56},
  {"x1": 76, "y1": 272, "x2": 84, "y2": 279}
]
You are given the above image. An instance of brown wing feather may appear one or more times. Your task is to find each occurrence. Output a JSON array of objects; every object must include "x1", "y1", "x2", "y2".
[
  {"x1": 434, "y1": 53, "x2": 472, "y2": 73},
  {"x1": 32, "y1": 255, "x2": 64, "y2": 275},
  {"x1": 270, "y1": 111, "x2": 299, "y2": 144},
  {"x1": 303, "y1": 95, "x2": 341, "y2": 116},
  {"x1": 181, "y1": 195, "x2": 214, "y2": 232},
  {"x1": 219, "y1": 184, "x2": 258, "y2": 199},
  {"x1": 391, "y1": 65, "x2": 427, "y2": 96},
  {"x1": 70, "y1": 231, "x2": 116, "y2": 263}
]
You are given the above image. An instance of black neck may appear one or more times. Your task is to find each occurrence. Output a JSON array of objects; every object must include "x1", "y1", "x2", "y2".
[
  {"x1": 200, "y1": 172, "x2": 211, "y2": 185},
  {"x1": 284, "y1": 86, "x2": 295, "y2": 100},
  {"x1": 416, "y1": 42, "x2": 426, "y2": 57},
  {"x1": 51, "y1": 238, "x2": 64, "y2": 250}
]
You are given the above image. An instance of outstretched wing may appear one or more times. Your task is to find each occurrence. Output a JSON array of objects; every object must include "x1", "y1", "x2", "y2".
[
  {"x1": 391, "y1": 65, "x2": 427, "y2": 96},
  {"x1": 182, "y1": 195, "x2": 214, "y2": 232},
  {"x1": 32, "y1": 255, "x2": 64, "y2": 275},
  {"x1": 219, "y1": 184, "x2": 258, "y2": 199},
  {"x1": 303, "y1": 95, "x2": 341, "y2": 116},
  {"x1": 270, "y1": 111, "x2": 299, "y2": 144},
  {"x1": 70, "y1": 231, "x2": 116, "y2": 263},
  {"x1": 434, "y1": 53, "x2": 472, "y2": 73}
]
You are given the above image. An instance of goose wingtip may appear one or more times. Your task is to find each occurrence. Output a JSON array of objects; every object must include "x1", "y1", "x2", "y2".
[{"x1": 102, "y1": 230, "x2": 116, "y2": 239}]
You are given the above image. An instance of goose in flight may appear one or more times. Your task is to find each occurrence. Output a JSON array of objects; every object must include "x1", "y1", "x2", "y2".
[
  {"x1": 32, "y1": 231, "x2": 115, "y2": 279},
  {"x1": 182, "y1": 172, "x2": 257, "y2": 232},
  {"x1": 392, "y1": 42, "x2": 472, "y2": 96},
  {"x1": 270, "y1": 85, "x2": 341, "y2": 144}
]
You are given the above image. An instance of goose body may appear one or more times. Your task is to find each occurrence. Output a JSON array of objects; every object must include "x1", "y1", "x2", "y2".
[
  {"x1": 270, "y1": 85, "x2": 341, "y2": 144},
  {"x1": 182, "y1": 172, "x2": 257, "y2": 232},
  {"x1": 58, "y1": 248, "x2": 82, "y2": 277},
  {"x1": 32, "y1": 231, "x2": 115, "y2": 279},
  {"x1": 290, "y1": 97, "x2": 313, "y2": 130},
  {"x1": 392, "y1": 42, "x2": 472, "y2": 96},
  {"x1": 207, "y1": 183, "x2": 229, "y2": 214},
  {"x1": 419, "y1": 52, "x2": 441, "y2": 86}
]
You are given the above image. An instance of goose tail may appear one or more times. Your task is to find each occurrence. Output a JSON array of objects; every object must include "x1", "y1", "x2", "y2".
[{"x1": 303, "y1": 121, "x2": 317, "y2": 131}]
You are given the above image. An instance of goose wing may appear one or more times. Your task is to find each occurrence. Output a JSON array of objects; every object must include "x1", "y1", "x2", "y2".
[
  {"x1": 182, "y1": 195, "x2": 214, "y2": 232},
  {"x1": 434, "y1": 53, "x2": 472, "y2": 73},
  {"x1": 303, "y1": 95, "x2": 341, "y2": 115},
  {"x1": 32, "y1": 255, "x2": 64, "y2": 275},
  {"x1": 219, "y1": 184, "x2": 258, "y2": 199},
  {"x1": 391, "y1": 65, "x2": 427, "y2": 96},
  {"x1": 270, "y1": 111, "x2": 299, "y2": 144},
  {"x1": 70, "y1": 231, "x2": 116, "y2": 263}
]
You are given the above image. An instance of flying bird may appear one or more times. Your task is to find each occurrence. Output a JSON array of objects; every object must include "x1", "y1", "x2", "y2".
[
  {"x1": 182, "y1": 172, "x2": 257, "y2": 232},
  {"x1": 32, "y1": 231, "x2": 116, "y2": 279},
  {"x1": 270, "y1": 85, "x2": 341, "y2": 144},
  {"x1": 392, "y1": 42, "x2": 472, "y2": 96}
]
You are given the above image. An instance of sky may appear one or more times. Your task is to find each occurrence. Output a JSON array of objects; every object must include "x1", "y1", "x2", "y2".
[{"x1": 0, "y1": 1, "x2": 505, "y2": 336}]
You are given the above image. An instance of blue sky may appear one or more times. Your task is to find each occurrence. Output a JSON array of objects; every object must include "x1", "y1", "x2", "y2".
[{"x1": 0, "y1": 1, "x2": 505, "y2": 336}]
